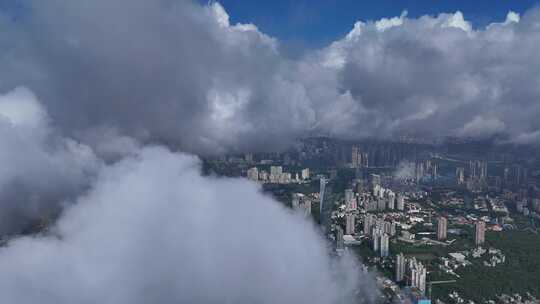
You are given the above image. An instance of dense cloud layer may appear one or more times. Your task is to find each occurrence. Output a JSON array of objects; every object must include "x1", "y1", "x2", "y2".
[
  {"x1": 1, "y1": 1, "x2": 540, "y2": 152},
  {"x1": 0, "y1": 87, "x2": 100, "y2": 233},
  {"x1": 0, "y1": 147, "x2": 377, "y2": 304},
  {"x1": 311, "y1": 9, "x2": 540, "y2": 142},
  {"x1": 0, "y1": 0, "x2": 317, "y2": 154},
  {"x1": 0, "y1": 88, "x2": 378, "y2": 304}
]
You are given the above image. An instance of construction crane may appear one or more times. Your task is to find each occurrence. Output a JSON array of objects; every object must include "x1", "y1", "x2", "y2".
[{"x1": 428, "y1": 280, "x2": 457, "y2": 299}]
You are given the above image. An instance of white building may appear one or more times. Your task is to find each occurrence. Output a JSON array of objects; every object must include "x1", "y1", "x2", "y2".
[
  {"x1": 408, "y1": 258, "x2": 427, "y2": 294},
  {"x1": 247, "y1": 167, "x2": 259, "y2": 181},
  {"x1": 301, "y1": 168, "x2": 310, "y2": 180}
]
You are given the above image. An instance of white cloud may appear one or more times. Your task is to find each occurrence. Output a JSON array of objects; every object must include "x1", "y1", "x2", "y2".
[
  {"x1": 308, "y1": 7, "x2": 540, "y2": 142},
  {"x1": 375, "y1": 11, "x2": 407, "y2": 32},
  {"x1": 457, "y1": 116, "x2": 506, "y2": 138},
  {"x1": 504, "y1": 11, "x2": 520, "y2": 24},
  {"x1": 210, "y1": 2, "x2": 230, "y2": 28},
  {"x1": 0, "y1": 147, "x2": 377, "y2": 304},
  {"x1": 442, "y1": 11, "x2": 472, "y2": 32},
  {"x1": 2, "y1": 1, "x2": 538, "y2": 150},
  {"x1": 0, "y1": 88, "x2": 101, "y2": 233},
  {"x1": 0, "y1": 87, "x2": 47, "y2": 130}
]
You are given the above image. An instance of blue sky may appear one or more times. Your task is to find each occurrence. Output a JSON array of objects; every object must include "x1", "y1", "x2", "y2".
[
  {"x1": 1, "y1": 0, "x2": 538, "y2": 49},
  {"x1": 215, "y1": 0, "x2": 539, "y2": 49}
]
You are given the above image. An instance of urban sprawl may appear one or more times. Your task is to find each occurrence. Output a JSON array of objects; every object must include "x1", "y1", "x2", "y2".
[{"x1": 205, "y1": 137, "x2": 540, "y2": 304}]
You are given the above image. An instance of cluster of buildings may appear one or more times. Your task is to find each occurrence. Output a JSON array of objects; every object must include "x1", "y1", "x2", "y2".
[
  {"x1": 414, "y1": 160, "x2": 439, "y2": 182},
  {"x1": 247, "y1": 166, "x2": 310, "y2": 184},
  {"x1": 363, "y1": 214, "x2": 396, "y2": 257},
  {"x1": 455, "y1": 160, "x2": 489, "y2": 191},
  {"x1": 357, "y1": 175, "x2": 406, "y2": 212},
  {"x1": 219, "y1": 139, "x2": 540, "y2": 304},
  {"x1": 437, "y1": 216, "x2": 448, "y2": 240},
  {"x1": 437, "y1": 216, "x2": 485, "y2": 246},
  {"x1": 516, "y1": 198, "x2": 540, "y2": 218},
  {"x1": 327, "y1": 170, "x2": 498, "y2": 302},
  {"x1": 351, "y1": 145, "x2": 369, "y2": 168},
  {"x1": 443, "y1": 246, "x2": 506, "y2": 272},
  {"x1": 395, "y1": 254, "x2": 428, "y2": 295}
]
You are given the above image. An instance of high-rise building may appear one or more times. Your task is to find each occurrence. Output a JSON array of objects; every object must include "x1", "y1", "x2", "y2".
[
  {"x1": 469, "y1": 160, "x2": 488, "y2": 181},
  {"x1": 319, "y1": 177, "x2": 332, "y2": 230},
  {"x1": 409, "y1": 258, "x2": 427, "y2": 295},
  {"x1": 415, "y1": 162, "x2": 425, "y2": 183},
  {"x1": 475, "y1": 221, "x2": 485, "y2": 246},
  {"x1": 363, "y1": 214, "x2": 375, "y2": 236},
  {"x1": 345, "y1": 189, "x2": 354, "y2": 203},
  {"x1": 511, "y1": 165, "x2": 527, "y2": 185},
  {"x1": 301, "y1": 168, "x2": 310, "y2": 180},
  {"x1": 395, "y1": 253, "x2": 406, "y2": 282},
  {"x1": 377, "y1": 199, "x2": 386, "y2": 211},
  {"x1": 361, "y1": 152, "x2": 369, "y2": 167},
  {"x1": 380, "y1": 233, "x2": 389, "y2": 257},
  {"x1": 336, "y1": 226, "x2": 344, "y2": 250},
  {"x1": 372, "y1": 230, "x2": 381, "y2": 252},
  {"x1": 346, "y1": 214, "x2": 356, "y2": 235},
  {"x1": 352, "y1": 146, "x2": 360, "y2": 168},
  {"x1": 319, "y1": 177, "x2": 326, "y2": 214},
  {"x1": 456, "y1": 167, "x2": 465, "y2": 185},
  {"x1": 437, "y1": 217, "x2": 448, "y2": 241},
  {"x1": 247, "y1": 167, "x2": 259, "y2": 181},
  {"x1": 396, "y1": 193, "x2": 405, "y2": 211},
  {"x1": 373, "y1": 184, "x2": 381, "y2": 197},
  {"x1": 371, "y1": 227, "x2": 389, "y2": 257},
  {"x1": 480, "y1": 161, "x2": 488, "y2": 180},
  {"x1": 469, "y1": 161, "x2": 477, "y2": 178},
  {"x1": 387, "y1": 191, "x2": 396, "y2": 210}
]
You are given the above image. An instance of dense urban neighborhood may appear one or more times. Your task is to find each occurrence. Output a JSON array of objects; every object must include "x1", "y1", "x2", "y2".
[{"x1": 205, "y1": 137, "x2": 540, "y2": 304}]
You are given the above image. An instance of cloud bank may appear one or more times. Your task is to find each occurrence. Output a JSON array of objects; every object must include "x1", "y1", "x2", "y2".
[
  {"x1": 312, "y1": 9, "x2": 540, "y2": 142},
  {"x1": 0, "y1": 88, "x2": 377, "y2": 304},
  {"x1": 0, "y1": 147, "x2": 376, "y2": 304},
  {"x1": 0, "y1": 87, "x2": 100, "y2": 233},
  {"x1": 0, "y1": 0, "x2": 317, "y2": 154},
  {"x1": 0, "y1": 1, "x2": 539, "y2": 155}
]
